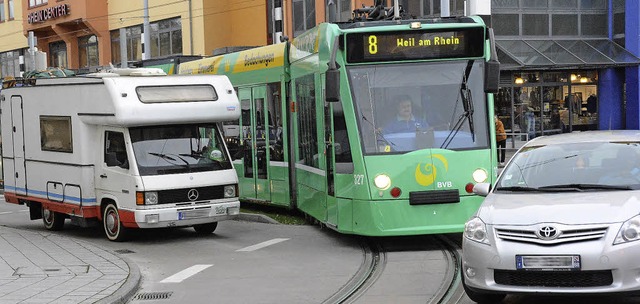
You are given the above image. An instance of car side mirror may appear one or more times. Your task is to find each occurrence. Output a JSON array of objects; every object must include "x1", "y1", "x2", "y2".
[{"x1": 473, "y1": 182, "x2": 491, "y2": 196}]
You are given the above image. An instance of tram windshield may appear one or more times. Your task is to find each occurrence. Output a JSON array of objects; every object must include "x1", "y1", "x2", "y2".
[
  {"x1": 130, "y1": 124, "x2": 232, "y2": 176},
  {"x1": 348, "y1": 60, "x2": 489, "y2": 154}
]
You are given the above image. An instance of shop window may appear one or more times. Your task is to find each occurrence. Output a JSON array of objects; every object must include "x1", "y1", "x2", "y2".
[
  {"x1": 581, "y1": 14, "x2": 607, "y2": 36},
  {"x1": 523, "y1": 0, "x2": 548, "y2": 9},
  {"x1": 523, "y1": 14, "x2": 549, "y2": 36},
  {"x1": 293, "y1": 0, "x2": 316, "y2": 37},
  {"x1": 28, "y1": 0, "x2": 46, "y2": 8},
  {"x1": 552, "y1": 14, "x2": 577, "y2": 36},
  {"x1": 49, "y1": 41, "x2": 67, "y2": 68},
  {"x1": 493, "y1": 14, "x2": 519, "y2": 36},
  {"x1": 581, "y1": 0, "x2": 605, "y2": 10},
  {"x1": 110, "y1": 26, "x2": 142, "y2": 63},
  {"x1": 0, "y1": 0, "x2": 5, "y2": 23},
  {"x1": 79, "y1": 35, "x2": 99, "y2": 70},
  {"x1": 551, "y1": 0, "x2": 577, "y2": 9},
  {"x1": 0, "y1": 50, "x2": 20, "y2": 78},
  {"x1": 150, "y1": 18, "x2": 182, "y2": 58},
  {"x1": 491, "y1": 0, "x2": 518, "y2": 9},
  {"x1": 7, "y1": 0, "x2": 13, "y2": 20}
]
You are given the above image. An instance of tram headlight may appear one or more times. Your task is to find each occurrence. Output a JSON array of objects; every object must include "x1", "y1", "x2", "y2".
[
  {"x1": 374, "y1": 174, "x2": 391, "y2": 190},
  {"x1": 472, "y1": 169, "x2": 488, "y2": 183},
  {"x1": 464, "y1": 217, "x2": 489, "y2": 245}
]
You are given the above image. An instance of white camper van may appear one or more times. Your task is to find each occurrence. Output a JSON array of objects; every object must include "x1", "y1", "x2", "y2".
[{"x1": 0, "y1": 70, "x2": 241, "y2": 241}]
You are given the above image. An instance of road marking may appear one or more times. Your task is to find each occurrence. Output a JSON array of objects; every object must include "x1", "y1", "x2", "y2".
[
  {"x1": 160, "y1": 264, "x2": 213, "y2": 283},
  {"x1": 236, "y1": 238, "x2": 290, "y2": 252},
  {"x1": 0, "y1": 210, "x2": 28, "y2": 215}
]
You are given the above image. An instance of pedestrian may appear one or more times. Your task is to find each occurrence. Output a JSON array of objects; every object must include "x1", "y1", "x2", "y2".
[{"x1": 495, "y1": 115, "x2": 507, "y2": 165}]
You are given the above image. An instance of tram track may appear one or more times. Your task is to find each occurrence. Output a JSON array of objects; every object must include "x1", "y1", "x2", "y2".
[
  {"x1": 322, "y1": 240, "x2": 387, "y2": 304},
  {"x1": 322, "y1": 234, "x2": 465, "y2": 304},
  {"x1": 430, "y1": 234, "x2": 465, "y2": 304}
]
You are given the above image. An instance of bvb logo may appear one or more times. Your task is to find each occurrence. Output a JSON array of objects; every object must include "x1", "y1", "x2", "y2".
[{"x1": 415, "y1": 154, "x2": 449, "y2": 186}]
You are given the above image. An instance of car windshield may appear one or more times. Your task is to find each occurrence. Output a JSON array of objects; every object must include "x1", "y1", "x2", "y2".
[
  {"x1": 348, "y1": 60, "x2": 489, "y2": 154},
  {"x1": 497, "y1": 141, "x2": 640, "y2": 190},
  {"x1": 130, "y1": 124, "x2": 232, "y2": 176}
]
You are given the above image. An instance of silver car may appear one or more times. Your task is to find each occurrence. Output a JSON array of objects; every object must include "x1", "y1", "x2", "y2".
[{"x1": 462, "y1": 130, "x2": 640, "y2": 303}]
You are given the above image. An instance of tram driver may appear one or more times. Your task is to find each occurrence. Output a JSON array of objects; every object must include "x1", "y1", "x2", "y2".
[{"x1": 383, "y1": 95, "x2": 429, "y2": 134}]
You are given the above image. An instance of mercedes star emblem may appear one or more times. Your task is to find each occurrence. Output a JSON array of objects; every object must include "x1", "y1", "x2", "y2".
[{"x1": 187, "y1": 189, "x2": 199, "y2": 201}]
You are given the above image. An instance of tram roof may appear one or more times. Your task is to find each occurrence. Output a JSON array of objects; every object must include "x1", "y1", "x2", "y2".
[
  {"x1": 332, "y1": 16, "x2": 482, "y2": 30},
  {"x1": 497, "y1": 39, "x2": 640, "y2": 71}
]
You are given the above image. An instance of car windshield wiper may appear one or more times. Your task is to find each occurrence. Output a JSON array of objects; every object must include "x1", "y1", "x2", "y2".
[
  {"x1": 149, "y1": 152, "x2": 190, "y2": 168},
  {"x1": 538, "y1": 183, "x2": 636, "y2": 191},
  {"x1": 494, "y1": 186, "x2": 540, "y2": 192},
  {"x1": 442, "y1": 60, "x2": 475, "y2": 149}
]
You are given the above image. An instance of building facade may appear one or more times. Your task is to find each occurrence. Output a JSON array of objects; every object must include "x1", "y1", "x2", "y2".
[{"x1": 1, "y1": 0, "x2": 639, "y2": 131}]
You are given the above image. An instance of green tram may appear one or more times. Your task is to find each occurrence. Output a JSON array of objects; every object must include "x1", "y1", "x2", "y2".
[{"x1": 179, "y1": 13, "x2": 501, "y2": 236}]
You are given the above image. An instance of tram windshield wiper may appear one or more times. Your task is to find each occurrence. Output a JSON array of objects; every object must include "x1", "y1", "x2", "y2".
[
  {"x1": 441, "y1": 60, "x2": 475, "y2": 149},
  {"x1": 361, "y1": 114, "x2": 396, "y2": 150}
]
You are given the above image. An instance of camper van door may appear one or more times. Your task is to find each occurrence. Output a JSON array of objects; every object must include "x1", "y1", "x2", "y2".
[
  {"x1": 95, "y1": 129, "x2": 135, "y2": 207},
  {"x1": 10, "y1": 96, "x2": 26, "y2": 195}
]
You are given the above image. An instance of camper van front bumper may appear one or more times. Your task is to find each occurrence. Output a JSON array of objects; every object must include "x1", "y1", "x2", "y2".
[{"x1": 134, "y1": 200, "x2": 240, "y2": 228}]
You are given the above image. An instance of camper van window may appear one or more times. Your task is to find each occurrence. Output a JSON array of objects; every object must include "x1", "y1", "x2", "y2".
[
  {"x1": 105, "y1": 131, "x2": 129, "y2": 169},
  {"x1": 129, "y1": 124, "x2": 232, "y2": 176},
  {"x1": 136, "y1": 85, "x2": 218, "y2": 103},
  {"x1": 40, "y1": 116, "x2": 73, "y2": 153}
]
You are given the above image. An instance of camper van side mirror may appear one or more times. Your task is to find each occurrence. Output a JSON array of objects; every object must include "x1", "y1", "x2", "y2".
[
  {"x1": 484, "y1": 60, "x2": 500, "y2": 94},
  {"x1": 326, "y1": 69, "x2": 340, "y2": 102}
]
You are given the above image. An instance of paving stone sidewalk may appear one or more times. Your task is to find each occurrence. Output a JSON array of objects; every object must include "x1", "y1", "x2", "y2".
[{"x1": 0, "y1": 226, "x2": 139, "y2": 304}]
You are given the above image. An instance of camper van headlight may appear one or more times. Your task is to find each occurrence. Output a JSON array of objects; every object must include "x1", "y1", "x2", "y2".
[
  {"x1": 145, "y1": 192, "x2": 159, "y2": 205},
  {"x1": 224, "y1": 185, "x2": 237, "y2": 198}
]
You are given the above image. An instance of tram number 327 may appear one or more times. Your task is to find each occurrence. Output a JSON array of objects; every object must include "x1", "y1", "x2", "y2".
[{"x1": 354, "y1": 174, "x2": 365, "y2": 185}]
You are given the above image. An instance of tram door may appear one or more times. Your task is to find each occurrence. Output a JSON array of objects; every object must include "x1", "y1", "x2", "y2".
[{"x1": 238, "y1": 87, "x2": 271, "y2": 202}]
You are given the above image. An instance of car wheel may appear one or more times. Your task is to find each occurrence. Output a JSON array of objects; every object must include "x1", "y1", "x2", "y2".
[
  {"x1": 462, "y1": 274, "x2": 506, "y2": 304},
  {"x1": 103, "y1": 203, "x2": 129, "y2": 242},
  {"x1": 193, "y1": 222, "x2": 218, "y2": 235},
  {"x1": 42, "y1": 206, "x2": 65, "y2": 231}
]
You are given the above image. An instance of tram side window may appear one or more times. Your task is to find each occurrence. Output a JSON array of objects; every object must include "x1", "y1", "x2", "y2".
[
  {"x1": 333, "y1": 106, "x2": 353, "y2": 169},
  {"x1": 296, "y1": 74, "x2": 319, "y2": 168}
]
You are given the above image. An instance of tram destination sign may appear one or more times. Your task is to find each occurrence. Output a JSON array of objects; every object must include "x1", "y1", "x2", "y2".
[{"x1": 346, "y1": 27, "x2": 484, "y2": 63}]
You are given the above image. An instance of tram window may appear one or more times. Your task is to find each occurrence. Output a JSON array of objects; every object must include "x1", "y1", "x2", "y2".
[
  {"x1": 296, "y1": 74, "x2": 319, "y2": 168},
  {"x1": 334, "y1": 104, "x2": 354, "y2": 173},
  {"x1": 222, "y1": 120, "x2": 242, "y2": 160}
]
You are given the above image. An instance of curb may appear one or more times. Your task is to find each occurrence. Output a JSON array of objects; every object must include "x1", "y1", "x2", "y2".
[
  {"x1": 94, "y1": 254, "x2": 141, "y2": 304},
  {"x1": 235, "y1": 212, "x2": 280, "y2": 224}
]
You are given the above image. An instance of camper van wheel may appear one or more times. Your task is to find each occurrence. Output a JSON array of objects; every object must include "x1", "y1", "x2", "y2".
[
  {"x1": 42, "y1": 207, "x2": 65, "y2": 231},
  {"x1": 193, "y1": 222, "x2": 218, "y2": 234},
  {"x1": 103, "y1": 203, "x2": 129, "y2": 242}
]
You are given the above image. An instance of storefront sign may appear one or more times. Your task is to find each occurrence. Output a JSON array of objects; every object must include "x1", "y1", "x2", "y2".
[{"x1": 27, "y1": 4, "x2": 70, "y2": 24}]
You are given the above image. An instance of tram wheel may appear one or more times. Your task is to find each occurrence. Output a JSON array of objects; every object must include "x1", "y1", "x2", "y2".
[
  {"x1": 42, "y1": 206, "x2": 65, "y2": 231},
  {"x1": 193, "y1": 222, "x2": 218, "y2": 235},
  {"x1": 103, "y1": 203, "x2": 129, "y2": 242}
]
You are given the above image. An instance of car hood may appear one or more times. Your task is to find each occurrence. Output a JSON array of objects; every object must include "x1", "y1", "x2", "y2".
[{"x1": 477, "y1": 191, "x2": 640, "y2": 225}]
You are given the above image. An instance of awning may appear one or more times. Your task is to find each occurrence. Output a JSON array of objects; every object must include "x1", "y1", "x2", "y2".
[{"x1": 496, "y1": 39, "x2": 640, "y2": 71}]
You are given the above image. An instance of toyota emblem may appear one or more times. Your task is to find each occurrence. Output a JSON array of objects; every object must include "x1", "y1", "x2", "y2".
[
  {"x1": 187, "y1": 189, "x2": 199, "y2": 201},
  {"x1": 536, "y1": 226, "x2": 559, "y2": 240}
]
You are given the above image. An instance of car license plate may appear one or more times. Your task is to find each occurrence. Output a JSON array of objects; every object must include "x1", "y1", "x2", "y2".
[{"x1": 516, "y1": 255, "x2": 581, "y2": 271}]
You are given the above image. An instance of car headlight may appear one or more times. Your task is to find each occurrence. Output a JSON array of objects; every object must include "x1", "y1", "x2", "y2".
[
  {"x1": 145, "y1": 192, "x2": 158, "y2": 205},
  {"x1": 224, "y1": 185, "x2": 237, "y2": 198},
  {"x1": 464, "y1": 216, "x2": 490, "y2": 245},
  {"x1": 614, "y1": 214, "x2": 640, "y2": 245}
]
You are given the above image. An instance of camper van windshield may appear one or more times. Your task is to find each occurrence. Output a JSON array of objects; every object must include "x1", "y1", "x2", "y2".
[{"x1": 130, "y1": 124, "x2": 232, "y2": 175}]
